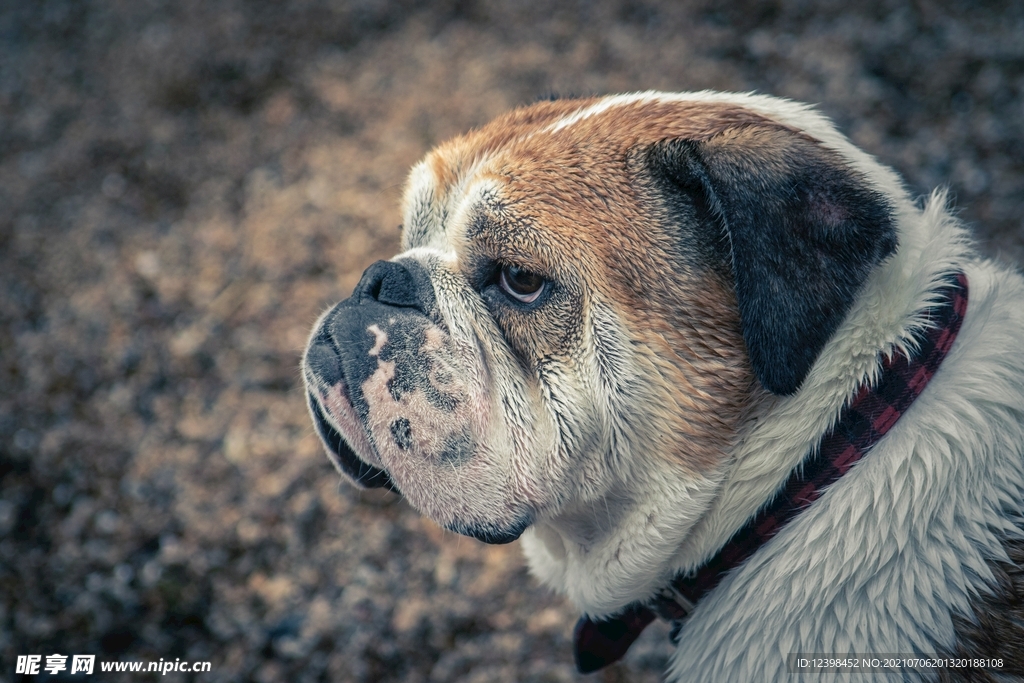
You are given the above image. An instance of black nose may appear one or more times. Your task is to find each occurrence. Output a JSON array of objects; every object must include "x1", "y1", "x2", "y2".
[{"x1": 353, "y1": 260, "x2": 431, "y2": 313}]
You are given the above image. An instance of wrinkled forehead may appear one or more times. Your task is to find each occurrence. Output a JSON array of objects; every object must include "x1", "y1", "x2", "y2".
[{"x1": 399, "y1": 95, "x2": 778, "y2": 261}]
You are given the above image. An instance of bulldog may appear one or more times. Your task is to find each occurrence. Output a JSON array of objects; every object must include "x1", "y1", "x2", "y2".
[{"x1": 302, "y1": 92, "x2": 1024, "y2": 681}]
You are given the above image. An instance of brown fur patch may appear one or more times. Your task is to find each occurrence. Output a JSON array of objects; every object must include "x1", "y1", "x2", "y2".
[
  {"x1": 939, "y1": 535, "x2": 1024, "y2": 681},
  {"x1": 442, "y1": 98, "x2": 780, "y2": 473}
]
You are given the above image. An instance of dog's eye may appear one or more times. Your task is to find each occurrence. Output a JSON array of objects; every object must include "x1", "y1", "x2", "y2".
[{"x1": 499, "y1": 264, "x2": 545, "y2": 303}]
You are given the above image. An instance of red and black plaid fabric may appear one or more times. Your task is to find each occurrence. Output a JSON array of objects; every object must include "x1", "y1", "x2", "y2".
[{"x1": 574, "y1": 272, "x2": 969, "y2": 675}]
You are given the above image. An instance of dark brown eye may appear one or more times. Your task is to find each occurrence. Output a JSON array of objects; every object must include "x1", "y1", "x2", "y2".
[{"x1": 499, "y1": 264, "x2": 545, "y2": 303}]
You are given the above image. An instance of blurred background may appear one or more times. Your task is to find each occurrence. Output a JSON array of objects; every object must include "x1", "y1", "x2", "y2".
[{"x1": 1, "y1": 1, "x2": 1022, "y2": 681}]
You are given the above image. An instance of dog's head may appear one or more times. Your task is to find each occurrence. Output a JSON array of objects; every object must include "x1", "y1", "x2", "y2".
[{"x1": 302, "y1": 93, "x2": 896, "y2": 548}]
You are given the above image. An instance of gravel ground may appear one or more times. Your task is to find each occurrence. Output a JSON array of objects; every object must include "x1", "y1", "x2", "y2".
[{"x1": 2, "y1": 1, "x2": 1023, "y2": 681}]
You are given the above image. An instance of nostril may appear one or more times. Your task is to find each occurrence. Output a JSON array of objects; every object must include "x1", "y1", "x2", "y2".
[
  {"x1": 353, "y1": 261, "x2": 386, "y2": 303},
  {"x1": 354, "y1": 260, "x2": 420, "y2": 310},
  {"x1": 305, "y1": 340, "x2": 342, "y2": 384},
  {"x1": 367, "y1": 277, "x2": 383, "y2": 302}
]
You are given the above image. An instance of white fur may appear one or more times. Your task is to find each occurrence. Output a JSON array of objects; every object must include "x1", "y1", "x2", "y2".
[
  {"x1": 664, "y1": 207, "x2": 1024, "y2": 682},
  {"x1": 519, "y1": 93, "x2": 1024, "y2": 681}
]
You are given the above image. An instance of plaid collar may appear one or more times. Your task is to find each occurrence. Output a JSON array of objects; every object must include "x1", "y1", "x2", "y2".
[{"x1": 574, "y1": 272, "x2": 969, "y2": 674}]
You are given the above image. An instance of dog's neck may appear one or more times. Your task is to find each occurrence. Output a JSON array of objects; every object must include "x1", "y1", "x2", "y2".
[
  {"x1": 521, "y1": 189, "x2": 973, "y2": 617},
  {"x1": 670, "y1": 194, "x2": 972, "y2": 578},
  {"x1": 574, "y1": 271, "x2": 968, "y2": 673}
]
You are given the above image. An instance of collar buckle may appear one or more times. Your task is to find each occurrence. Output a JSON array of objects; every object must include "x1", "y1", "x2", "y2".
[{"x1": 650, "y1": 584, "x2": 695, "y2": 621}]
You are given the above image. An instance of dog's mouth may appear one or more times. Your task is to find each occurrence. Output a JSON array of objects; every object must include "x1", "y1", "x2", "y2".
[
  {"x1": 305, "y1": 379, "x2": 536, "y2": 544},
  {"x1": 306, "y1": 389, "x2": 398, "y2": 492},
  {"x1": 307, "y1": 386, "x2": 532, "y2": 543}
]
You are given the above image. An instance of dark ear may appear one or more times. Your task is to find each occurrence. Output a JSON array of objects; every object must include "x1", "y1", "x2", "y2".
[{"x1": 650, "y1": 125, "x2": 897, "y2": 395}]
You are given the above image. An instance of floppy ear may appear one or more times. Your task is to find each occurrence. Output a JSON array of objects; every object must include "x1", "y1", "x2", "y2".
[{"x1": 649, "y1": 125, "x2": 897, "y2": 395}]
